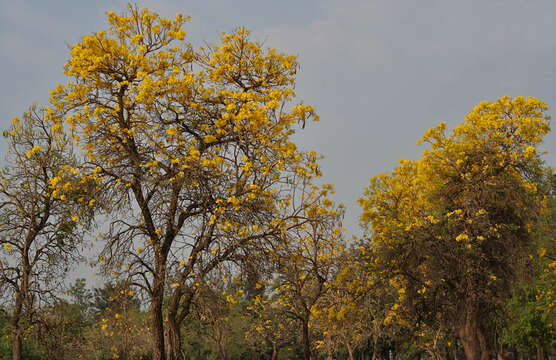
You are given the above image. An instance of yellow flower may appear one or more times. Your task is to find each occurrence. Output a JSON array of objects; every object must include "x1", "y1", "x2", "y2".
[
  {"x1": 3, "y1": 243, "x2": 13, "y2": 251},
  {"x1": 523, "y1": 146, "x2": 536, "y2": 158},
  {"x1": 49, "y1": 176, "x2": 62, "y2": 188},
  {"x1": 166, "y1": 127, "x2": 179, "y2": 136},
  {"x1": 455, "y1": 233, "x2": 469, "y2": 242},
  {"x1": 172, "y1": 283, "x2": 180, "y2": 288},
  {"x1": 204, "y1": 135, "x2": 217, "y2": 144},
  {"x1": 26, "y1": 145, "x2": 42, "y2": 159}
]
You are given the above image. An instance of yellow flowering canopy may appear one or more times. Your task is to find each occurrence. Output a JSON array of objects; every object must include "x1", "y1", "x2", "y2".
[
  {"x1": 48, "y1": 5, "x2": 320, "y2": 271},
  {"x1": 359, "y1": 96, "x2": 551, "y2": 338},
  {"x1": 46, "y1": 7, "x2": 321, "y2": 358}
]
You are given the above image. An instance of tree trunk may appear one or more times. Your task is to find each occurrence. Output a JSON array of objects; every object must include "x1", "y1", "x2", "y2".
[
  {"x1": 371, "y1": 336, "x2": 378, "y2": 360},
  {"x1": 301, "y1": 314, "x2": 311, "y2": 360},
  {"x1": 457, "y1": 305, "x2": 481, "y2": 360},
  {"x1": 536, "y1": 344, "x2": 543, "y2": 360},
  {"x1": 11, "y1": 328, "x2": 22, "y2": 360},
  {"x1": 477, "y1": 326, "x2": 491, "y2": 360},
  {"x1": 151, "y1": 270, "x2": 166, "y2": 360},
  {"x1": 167, "y1": 282, "x2": 195, "y2": 360},
  {"x1": 346, "y1": 341, "x2": 355, "y2": 360},
  {"x1": 10, "y1": 288, "x2": 23, "y2": 360},
  {"x1": 326, "y1": 333, "x2": 333, "y2": 360},
  {"x1": 167, "y1": 316, "x2": 183, "y2": 360},
  {"x1": 271, "y1": 342, "x2": 277, "y2": 360},
  {"x1": 495, "y1": 333, "x2": 504, "y2": 360},
  {"x1": 217, "y1": 341, "x2": 227, "y2": 360}
]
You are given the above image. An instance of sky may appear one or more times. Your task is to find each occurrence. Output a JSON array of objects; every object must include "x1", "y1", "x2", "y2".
[{"x1": 1, "y1": 0, "x2": 555, "y2": 242}]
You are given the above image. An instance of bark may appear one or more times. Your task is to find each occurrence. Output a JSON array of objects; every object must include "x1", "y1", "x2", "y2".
[
  {"x1": 477, "y1": 326, "x2": 491, "y2": 360},
  {"x1": 371, "y1": 336, "x2": 378, "y2": 360},
  {"x1": 301, "y1": 314, "x2": 311, "y2": 360},
  {"x1": 217, "y1": 339, "x2": 227, "y2": 360},
  {"x1": 10, "y1": 297, "x2": 22, "y2": 360},
  {"x1": 495, "y1": 333, "x2": 504, "y2": 360},
  {"x1": 326, "y1": 333, "x2": 333, "y2": 360},
  {"x1": 11, "y1": 327, "x2": 22, "y2": 360},
  {"x1": 166, "y1": 285, "x2": 196, "y2": 359},
  {"x1": 271, "y1": 342, "x2": 277, "y2": 360},
  {"x1": 11, "y1": 256, "x2": 28, "y2": 360},
  {"x1": 457, "y1": 305, "x2": 481, "y2": 360},
  {"x1": 151, "y1": 266, "x2": 167, "y2": 360},
  {"x1": 166, "y1": 317, "x2": 183, "y2": 360},
  {"x1": 536, "y1": 344, "x2": 543, "y2": 360},
  {"x1": 346, "y1": 341, "x2": 355, "y2": 360}
]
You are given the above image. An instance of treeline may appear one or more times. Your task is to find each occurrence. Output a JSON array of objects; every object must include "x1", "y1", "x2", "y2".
[{"x1": 0, "y1": 5, "x2": 554, "y2": 360}]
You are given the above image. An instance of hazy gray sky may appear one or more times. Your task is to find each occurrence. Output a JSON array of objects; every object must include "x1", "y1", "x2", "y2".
[{"x1": 1, "y1": 0, "x2": 555, "y2": 237}]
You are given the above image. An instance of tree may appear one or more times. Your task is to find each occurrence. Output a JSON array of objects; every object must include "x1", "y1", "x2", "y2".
[
  {"x1": 85, "y1": 288, "x2": 150, "y2": 360},
  {"x1": 501, "y1": 181, "x2": 555, "y2": 360},
  {"x1": 189, "y1": 277, "x2": 250, "y2": 360},
  {"x1": 312, "y1": 250, "x2": 385, "y2": 360},
  {"x1": 359, "y1": 96, "x2": 551, "y2": 360},
  {"x1": 48, "y1": 6, "x2": 320, "y2": 359},
  {"x1": 0, "y1": 106, "x2": 93, "y2": 360},
  {"x1": 245, "y1": 293, "x2": 297, "y2": 360},
  {"x1": 270, "y1": 183, "x2": 345, "y2": 360}
]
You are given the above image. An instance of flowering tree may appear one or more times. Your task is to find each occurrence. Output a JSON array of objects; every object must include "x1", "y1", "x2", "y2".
[
  {"x1": 0, "y1": 106, "x2": 93, "y2": 360},
  {"x1": 359, "y1": 96, "x2": 551, "y2": 360},
  {"x1": 48, "y1": 6, "x2": 320, "y2": 359},
  {"x1": 269, "y1": 183, "x2": 345, "y2": 360}
]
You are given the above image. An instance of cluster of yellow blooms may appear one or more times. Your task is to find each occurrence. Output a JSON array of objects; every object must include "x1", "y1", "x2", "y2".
[{"x1": 359, "y1": 96, "x2": 552, "y2": 329}]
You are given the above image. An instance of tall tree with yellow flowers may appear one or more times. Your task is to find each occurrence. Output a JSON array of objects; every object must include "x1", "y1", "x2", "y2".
[
  {"x1": 48, "y1": 6, "x2": 320, "y2": 360},
  {"x1": 269, "y1": 182, "x2": 345, "y2": 360},
  {"x1": 0, "y1": 106, "x2": 94, "y2": 360},
  {"x1": 359, "y1": 97, "x2": 551, "y2": 360}
]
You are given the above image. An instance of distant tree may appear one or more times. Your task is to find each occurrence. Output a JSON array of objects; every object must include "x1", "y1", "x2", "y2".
[
  {"x1": 501, "y1": 183, "x2": 555, "y2": 360},
  {"x1": 270, "y1": 183, "x2": 345, "y2": 360},
  {"x1": 245, "y1": 293, "x2": 297, "y2": 360},
  {"x1": 36, "y1": 300, "x2": 87, "y2": 360},
  {"x1": 359, "y1": 97, "x2": 551, "y2": 360},
  {"x1": 68, "y1": 278, "x2": 93, "y2": 319},
  {"x1": 188, "y1": 276, "x2": 249, "y2": 360},
  {"x1": 313, "y1": 251, "x2": 381, "y2": 360},
  {"x1": 90, "y1": 281, "x2": 141, "y2": 318},
  {"x1": 0, "y1": 106, "x2": 93, "y2": 360}
]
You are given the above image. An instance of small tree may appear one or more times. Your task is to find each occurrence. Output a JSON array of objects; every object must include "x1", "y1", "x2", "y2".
[
  {"x1": 246, "y1": 293, "x2": 297, "y2": 360},
  {"x1": 270, "y1": 183, "x2": 345, "y2": 360},
  {"x1": 0, "y1": 106, "x2": 93, "y2": 360},
  {"x1": 312, "y1": 251, "x2": 389, "y2": 360}
]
